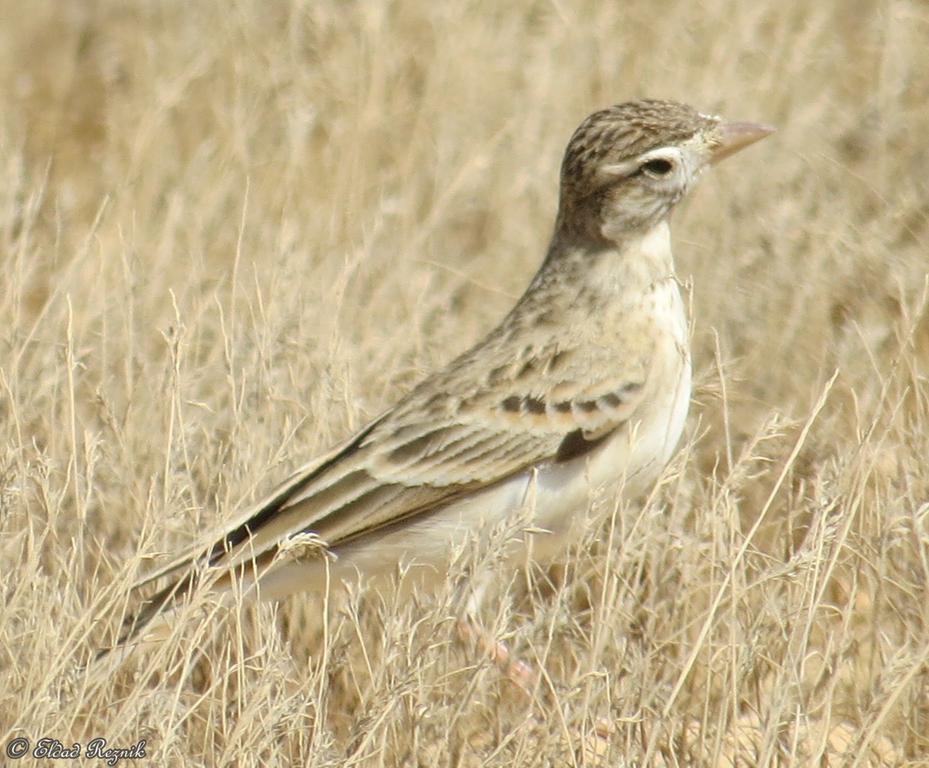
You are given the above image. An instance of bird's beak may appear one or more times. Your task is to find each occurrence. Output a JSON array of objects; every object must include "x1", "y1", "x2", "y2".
[{"x1": 710, "y1": 121, "x2": 776, "y2": 164}]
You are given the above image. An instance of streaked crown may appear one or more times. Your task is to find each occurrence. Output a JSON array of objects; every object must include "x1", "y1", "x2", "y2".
[
  {"x1": 561, "y1": 100, "x2": 716, "y2": 191},
  {"x1": 553, "y1": 99, "x2": 772, "y2": 245}
]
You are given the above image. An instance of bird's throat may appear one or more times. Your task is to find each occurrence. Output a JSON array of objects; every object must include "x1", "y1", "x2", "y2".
[{"x1": 587, "y1": 220, "x2": 675, "y2": 294}]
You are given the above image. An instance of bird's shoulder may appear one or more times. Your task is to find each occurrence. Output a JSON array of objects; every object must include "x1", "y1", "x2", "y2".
[{"x1": 353, "y1": 298, "x2": 656, "y2": 479}]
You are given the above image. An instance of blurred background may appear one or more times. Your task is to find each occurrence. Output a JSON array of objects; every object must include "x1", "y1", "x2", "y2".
[{"x1": 1, "y1": 1, "x2": 927, "y2": 764}]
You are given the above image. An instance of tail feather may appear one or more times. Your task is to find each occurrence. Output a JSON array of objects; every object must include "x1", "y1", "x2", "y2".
[{"x1": 101, "y1": 418, "x2": 386, "y2": 659}]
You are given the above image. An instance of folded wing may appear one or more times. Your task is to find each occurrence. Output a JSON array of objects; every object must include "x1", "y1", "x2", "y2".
[{"x1": 117, "y1": 329, "x2": 652, "y2": 647}]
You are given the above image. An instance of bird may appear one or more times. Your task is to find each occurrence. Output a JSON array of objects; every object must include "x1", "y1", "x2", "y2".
[{"x1": 110, "y1": 99, "x2": 773, "y2": 670}]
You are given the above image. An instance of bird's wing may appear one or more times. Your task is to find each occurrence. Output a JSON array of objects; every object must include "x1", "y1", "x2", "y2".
[
  {"x1": 119, "y1": 330, "x2": 653, "y2": 644},
  {"x1": 130, "y1": 412, "x2": 391, "y2": 591}
]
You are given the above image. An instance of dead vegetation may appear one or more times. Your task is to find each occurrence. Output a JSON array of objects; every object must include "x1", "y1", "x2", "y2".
[{"x1": 1, "y1": 0, "x2": 928, "y2": 764}]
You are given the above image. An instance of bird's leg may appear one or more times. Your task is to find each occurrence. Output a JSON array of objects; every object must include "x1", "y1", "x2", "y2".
[{"x1": 456, "y1": 571, "x2": 537, "y2": 691}]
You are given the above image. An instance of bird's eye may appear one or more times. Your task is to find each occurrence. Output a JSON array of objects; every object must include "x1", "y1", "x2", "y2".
[{"x1": 640, "y1": 158, "x2": 674, "y2": 177}]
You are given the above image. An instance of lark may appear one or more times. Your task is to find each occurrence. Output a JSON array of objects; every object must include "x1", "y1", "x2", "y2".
[{"x1": 113, "y1": 100, "x2": 772, "y2": 664}]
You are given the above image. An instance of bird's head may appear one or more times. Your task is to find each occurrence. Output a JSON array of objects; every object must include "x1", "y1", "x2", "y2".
[{"x1": 555, "y1": 99, "x2": 774, "y2": 245}]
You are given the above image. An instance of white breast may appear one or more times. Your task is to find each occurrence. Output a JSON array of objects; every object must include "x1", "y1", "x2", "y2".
[{"x1": 574, "y1": 276, "x2": 690, "y2": 495}]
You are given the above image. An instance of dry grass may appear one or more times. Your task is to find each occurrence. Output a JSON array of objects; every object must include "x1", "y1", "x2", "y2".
[{"x1": 1, "y1": 0, "x2": 928, "y2": 765}]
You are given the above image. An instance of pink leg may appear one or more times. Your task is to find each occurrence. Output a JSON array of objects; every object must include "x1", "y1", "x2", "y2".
[{"x1": 456, "y1": 616, "x2": 537, "y2": 691}]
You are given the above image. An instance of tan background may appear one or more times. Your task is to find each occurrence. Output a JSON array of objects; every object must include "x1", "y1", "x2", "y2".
[{"x1": 0, "y1": 0, "x2": 926, "y2": 764}]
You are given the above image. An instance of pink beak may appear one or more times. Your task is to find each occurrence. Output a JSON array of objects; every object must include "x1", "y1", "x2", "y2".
[{"x1": 710, "y1": 121, "x2": 776, "y2": 164}]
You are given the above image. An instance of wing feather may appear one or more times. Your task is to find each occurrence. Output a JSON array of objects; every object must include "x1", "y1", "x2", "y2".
[{"x1": 118, "y1": 325, "x2": 655, "y2": 648}]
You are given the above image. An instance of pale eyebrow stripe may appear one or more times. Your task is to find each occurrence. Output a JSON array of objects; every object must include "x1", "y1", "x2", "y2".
[{"x1": 600, "y1": 146, "x2": 681, "y2": 178}]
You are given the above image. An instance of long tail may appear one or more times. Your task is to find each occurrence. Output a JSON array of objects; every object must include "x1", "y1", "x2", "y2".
[{"x1": 97, "y1": 418, "x2": 384, "y2": 660}]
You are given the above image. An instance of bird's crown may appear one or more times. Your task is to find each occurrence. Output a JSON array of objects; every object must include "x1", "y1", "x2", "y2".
[{"x1": 561, "y1": 99, "x2": 718, "y2": 188}]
